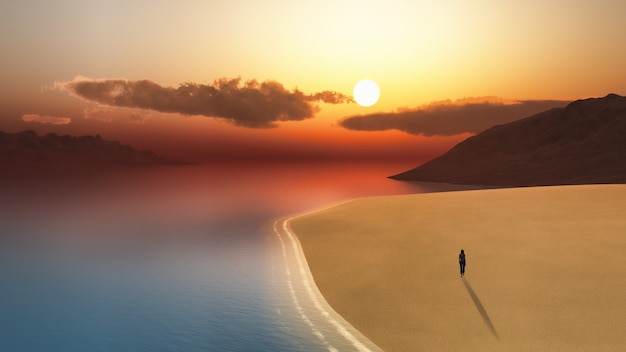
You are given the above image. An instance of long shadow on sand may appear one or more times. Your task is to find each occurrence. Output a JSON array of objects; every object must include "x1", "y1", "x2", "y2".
[{"x1": 462, "y1": 278, "x2": 499, "y2": 340}]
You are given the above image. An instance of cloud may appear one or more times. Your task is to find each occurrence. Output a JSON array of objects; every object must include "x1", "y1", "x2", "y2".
[
  {"x1": 57, "y1": 77, "x2": 352, "y2": 128},
  {"x1": 83, "y1": 107, "x2": 114, "y2": 122},
  {"x1": 307, "y1": 90, "x2": 355, "y2": 104},
  {"x1": 339, "y1": 97, "x2": 569, "y2": 136},
  {"x1": 22, "y1": 114, "x2": 71, "y2": 125},
  {"x1": 127, "y1": 111, "x2": 150, "y2": 125},
  {"x1": 83, "y1": 107, "x2": 150, "y2": 124}
]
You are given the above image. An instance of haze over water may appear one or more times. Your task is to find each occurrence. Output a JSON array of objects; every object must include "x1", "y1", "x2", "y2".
[{"x1": 0, "y1": 162, "x2": 484, "y2": 351}]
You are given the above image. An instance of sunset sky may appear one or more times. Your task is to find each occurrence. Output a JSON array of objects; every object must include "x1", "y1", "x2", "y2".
[{"x1": 2, "y1": 0, "x2": 626, "y2": 163}]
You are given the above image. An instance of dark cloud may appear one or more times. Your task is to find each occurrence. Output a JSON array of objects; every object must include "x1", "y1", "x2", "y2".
[
  {"x1": 340, "y1": 98, "x2": 569, "y2": 136},
  {"x1": 57, "y1": 77, "x2": 351, "y2": 128},
  {"x1": 22, "y1": 114, "x2": 71, "y2": 125},
  {"x1": 307, "y1": 91, "x2": 355, "y2": 104}
]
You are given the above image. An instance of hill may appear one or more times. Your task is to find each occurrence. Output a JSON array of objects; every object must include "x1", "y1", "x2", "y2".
[
  {"x1": 391, "y1": 94, "x2": 626, "y2": 186},
  {"x1": 0, "y1": 130, "x2": 177, "y2": 165}
]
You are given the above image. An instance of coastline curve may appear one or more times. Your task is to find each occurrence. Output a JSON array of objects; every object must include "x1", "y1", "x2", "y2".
[{"x1": 273, "y1": 215, "x2": 382, "y2": 352}]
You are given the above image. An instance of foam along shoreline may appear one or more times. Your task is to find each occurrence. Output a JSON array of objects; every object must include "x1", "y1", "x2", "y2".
[
  {"x1": 289, "y1": 185, "x2": 626, "y2": 352},
  {"x1": 273, "y1": 217, "x2": 383, "y2": 352}
]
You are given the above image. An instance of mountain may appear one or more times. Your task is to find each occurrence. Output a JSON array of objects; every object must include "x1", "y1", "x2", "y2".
[
  {"x1": 0, "y1": 130, "x2": 178, "y2": 165},
  {"x1": 390, "y1": 94, "x2": 626, "y2": 186}
]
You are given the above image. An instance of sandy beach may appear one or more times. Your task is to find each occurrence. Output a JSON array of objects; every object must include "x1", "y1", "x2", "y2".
[{"x1": 289, "y1": 185, "x2": 626, "y2": 352}]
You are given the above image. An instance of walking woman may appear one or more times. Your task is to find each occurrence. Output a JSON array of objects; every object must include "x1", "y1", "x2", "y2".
[{"x1": 459, "y1": 249, "x2": 466, "y2": 277}]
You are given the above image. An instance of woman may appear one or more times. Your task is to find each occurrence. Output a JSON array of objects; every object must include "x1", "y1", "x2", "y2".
[{"x1": 459, "y1": 249, "x2": 466, "y2": 277}]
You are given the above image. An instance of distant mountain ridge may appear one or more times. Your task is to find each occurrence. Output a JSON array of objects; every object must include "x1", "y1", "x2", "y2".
[
  {"x1": 391, "y1": 94, "x2": 626, "y2": 186},
  {"x1": 0, "y1": 130, "x2": 177, "y2": 165}
]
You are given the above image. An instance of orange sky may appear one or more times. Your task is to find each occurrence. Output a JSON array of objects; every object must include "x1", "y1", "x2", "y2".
[{"x1": 2, "y1": 1, "x2": 626, "y2": 163}]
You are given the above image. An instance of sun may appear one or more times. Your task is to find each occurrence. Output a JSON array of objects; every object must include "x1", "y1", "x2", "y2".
[{"x1": 353, "y1": 80, "x2": 380, "y2": 107}]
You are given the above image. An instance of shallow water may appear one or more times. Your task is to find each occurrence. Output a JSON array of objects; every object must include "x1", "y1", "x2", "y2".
[{"x1": 0, "y1": 162, "x2": 483, "y2": 351}]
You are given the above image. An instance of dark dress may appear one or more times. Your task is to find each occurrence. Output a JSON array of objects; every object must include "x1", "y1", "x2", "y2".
[{"x1": 459, "y1": 252, "x2": 466, "y2": 276}]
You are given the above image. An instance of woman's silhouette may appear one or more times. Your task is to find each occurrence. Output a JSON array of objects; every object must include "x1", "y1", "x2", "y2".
[{"x1": 459, "y1": 249, "x2": 466, "y2": 277}]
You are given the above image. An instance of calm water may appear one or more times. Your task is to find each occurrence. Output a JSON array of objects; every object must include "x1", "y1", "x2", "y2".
[{"x1": 0, "y1": 162, "x2": 483, "y2": 351}]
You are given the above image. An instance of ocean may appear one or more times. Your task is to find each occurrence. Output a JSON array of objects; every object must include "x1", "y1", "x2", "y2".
[{"x1": 0, "y1": 162, "x2": 481, "y2": 351}]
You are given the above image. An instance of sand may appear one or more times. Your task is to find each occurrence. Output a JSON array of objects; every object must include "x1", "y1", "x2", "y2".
[{"x1": 289, "y1": 185, "x2": 626, "y2": 352}]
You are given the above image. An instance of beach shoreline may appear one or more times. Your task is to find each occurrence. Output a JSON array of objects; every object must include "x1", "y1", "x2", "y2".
[
  {"x1": 288, "y1": 185, "x2": 626, "y2": 351},
  {"x1": 271, "y1": 212, "x2": 385, "y2": 352}
]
